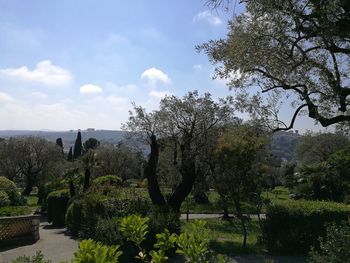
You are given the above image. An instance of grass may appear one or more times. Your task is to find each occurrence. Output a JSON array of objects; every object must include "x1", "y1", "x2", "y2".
[
  {"x1": 182, "y1": 218, "x2": 264, "y2": 255},
  {"x1": 27, "y1": 195, "x2": 39, "y2": 207}
]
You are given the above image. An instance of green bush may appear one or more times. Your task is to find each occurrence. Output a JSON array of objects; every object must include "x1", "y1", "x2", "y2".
[
  {"x1": 47, "y1": 189, "x2": 70, "y2": 227},
  {"x1": 92, "y1": 175, "x2": 122, "y2": 186},
  {"x1": 65, "y1": 185, "x2": 150, "y2": 238},
  {"x1": 148, "y1": 206, "x2": 181, "y2": 236},
  {"x1": 262, "y1": 200, "x2": 350, "y2": 255},
  {"x1": 0, "y1": 206, "x2": 33, "y2": 216},
  {"x1": 0, "y1": 191, "x2": 10, "y2": 207},
  {"x1": 308, "y1": 219, "x2": 350, "y2": 263},
  {"x1": 0, "y1": 176, "x2": 25, "y2": 206}
]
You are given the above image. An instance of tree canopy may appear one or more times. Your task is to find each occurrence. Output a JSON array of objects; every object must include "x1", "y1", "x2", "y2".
[{"x1": 200, "y1": 0, "x2": 350, "y2": 131}]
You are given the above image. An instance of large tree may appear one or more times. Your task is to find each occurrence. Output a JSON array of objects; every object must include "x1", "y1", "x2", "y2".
[
  {"x1": 200, "y1": 0, "x2": 350, "y2": 131},
  {"x1": 73, "y1": 131, "x2": 83, "y2": 159},
  {"x1": 124, "y1": 91, "x2": 233, "y2": 211},
  {"x1": 0, "y1": 137, "x2": 63, "y2": 195}
]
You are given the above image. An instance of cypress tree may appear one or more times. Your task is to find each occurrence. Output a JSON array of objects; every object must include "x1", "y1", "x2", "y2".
[
  {"x1": 73, "y1": 131, "x2": 82, "y2": 159},
  {"x1": 56, "y1": 137, "x2": 63, "y2": 148},
  {"x1": 67, "y1": 146, "x2": 73, "y2": 162}
]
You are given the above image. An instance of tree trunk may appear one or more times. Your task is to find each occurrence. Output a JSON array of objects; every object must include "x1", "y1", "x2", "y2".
[
  {"x1": 222, "y1": 207, "x2": 230, "y2": 220},
  {"x1": 23, "y1": 175, "x2": 35, "y2": 196},
  {"x1": 168, "y1": 151, "x2": 196, "y2": 212},
  {"x1": 145, "y1": 135, "x2": 166, "y2": 206},
  {"x1": 69, "y1": 182, "x2": 75, "y2": 197},
  {"x1": 83, "y1": 168, "x2": 91, "y2": 191},
  {"x1": 234, "y1": 197, "x2": 247, "y2": 250}
]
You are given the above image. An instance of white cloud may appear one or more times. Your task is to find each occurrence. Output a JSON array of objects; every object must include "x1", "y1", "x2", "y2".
[
  {"x1": 0, "y1": 60, "x2": 73, "y2": 87},
  {"x1": 30, "y1": 91, "x2": 48, "y2": 99},
  {"x1": 141, "y1": 67, "x2": 171, "y2": 85},
  {"x1": 80, "y1": 84, "x2": 103, "y2": 95},
  {"x1": 149, "y1": 90, "x2": 172, "y2": 99},
  {"x1": 0, "y1": 92, "x2": 14, "y2": 103},
  {"x1": 194, "y1": 11, "x2": 222, "y2": 26},
  {"x1": 193, "y1": 64, "x2": 203, "y2": 70}
]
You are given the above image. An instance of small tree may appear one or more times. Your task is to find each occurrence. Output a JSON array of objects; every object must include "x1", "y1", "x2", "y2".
[
  {"x1": 83, "y1": 138, "x2": 100, "y2": 152},
  {"x1": 214, "y1": 124, "x2": 267, "y2": 249},
  {"x1": 81, "y1": 150, "x2": 98, "y2": 191},
  {"x1": 73, "y1": 131, "x2": 83, "y2": 159},
  {"x1": 67, "y1": 146, "x2": 73, "y2": 162}
]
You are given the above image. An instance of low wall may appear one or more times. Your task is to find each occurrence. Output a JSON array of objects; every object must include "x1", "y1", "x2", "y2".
[{"x1": 0, "y1": 214, "x2": 40, "y2": 246}]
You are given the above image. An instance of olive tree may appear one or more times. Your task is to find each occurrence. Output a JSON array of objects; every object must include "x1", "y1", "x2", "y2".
[
  {"x1": 200, "y1": 0, "x2": 350, "y2": 131},
  {"x1": 124, "y1": 91, "x2": 233, "y2": 212}
]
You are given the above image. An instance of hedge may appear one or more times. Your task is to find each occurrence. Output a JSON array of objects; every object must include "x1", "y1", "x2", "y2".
[
  {"x1": 262, "y1": 200, "x2": 350, "y2": 255},
  {"x1": 47, "y1": 189, "x2": 70, "y2": 227}
]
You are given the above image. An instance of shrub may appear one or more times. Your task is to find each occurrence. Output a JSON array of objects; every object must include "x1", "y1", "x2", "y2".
[
  {"x1": 47, "y1": 189, "x2": 70, "y2": 227},
  {"x1": 65, "y1": 186, "x2": 150, "y2": 238},
  {"x1": 11, "y1": 251, "x2": 51, "y2": 263},
  {"x1": 148, "y1": 206, "x2": 181, "y2": 236},
  {"x1": 262, "y1": 200, "x2": 350, "y2": 255},
  {"x1": 92, "y1": 175, "x2": 122, "y2": 186},
  {"x1": 73, "y1": 239, "x2": 123, "y2": 263},
  {"x1": 0, "y1": 206, "x2": 33, "y2": 216},
  {"x1": 308, "y1": 220, "x2": 350, "y2": 263},
  {"x1": 0, "y1": 176, "x2": 25, "y2": 206},
  {"x1": 0, "y1": 191, "x2": 10, "y2": 207}
]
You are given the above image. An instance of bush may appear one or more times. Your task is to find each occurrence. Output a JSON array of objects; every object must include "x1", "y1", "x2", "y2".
[
  {"x1": 308, "y1": 220, "x2": 350, "y2": 263},
  {"x1": 148, "y1": 206, "x2": 181, "y2": 236},
  {"x1": 65, "y1": 185, "x2": 150, "y2": 238},
  {"x1": 92, "y1": 175, "x2": 122, "y2": 186},
  {"x1": 0, "y1": 206, "x2": 33, "y2": 216},
  {"x1": 0, "y1": 191, "x2": 10, "y2": 207},
  {"x1": 47, "y1": 189, "x2": 70, "y2": 227},
  {"x1": 0, "y1": 176, "x2": 25, "y2": 206},
  {"x1": 262, "y1": 200, "x2": 350, "y2": 255},
  {"x1": 11, "y1": 251, "x2": 51, "y2": 263}
]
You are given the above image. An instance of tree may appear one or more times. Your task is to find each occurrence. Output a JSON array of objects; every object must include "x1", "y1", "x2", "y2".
[
  {"x1": 0, "y1": 137, "x2": 63, "y2": 195},
  {"x1": 67, "y1": 146, "x2": 73, "y2": 162},
  {"x1": 214, "y1": 124, "x2": 268, "y2": 249},
  {"x1": 73, "y1": 131, "x2": 83, "y2": 159},
  {"x1": 83, "y1": 137, "x2": 100, "y2": 152},
  {"x1": 96, "y1": 144, "x2": 143, "y2": 181},
  {"x1": 81, "y1": 150, "x2": 98, "y2": 191},
  {"x1": 295, "y1": 132, "x2": 349, "y2": 165},
  {"x1": 56, "y1": 138, "x2": 63, "y2": 149},
  {"x1": 124, "y1": 91, "x2": 233, "y2": 212},
  {"x1": 200, "y1": 0, "x2": 350, "y2": 131}
]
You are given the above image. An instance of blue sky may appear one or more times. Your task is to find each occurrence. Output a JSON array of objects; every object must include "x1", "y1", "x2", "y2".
[{"x1": 0, "y1": 0, "x2": 323, "y2": 132}]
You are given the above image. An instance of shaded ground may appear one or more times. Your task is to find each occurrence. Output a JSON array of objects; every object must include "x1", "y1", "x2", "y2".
[{"x1": 0, "y1": 222, "x2": 78, "y2": 263}]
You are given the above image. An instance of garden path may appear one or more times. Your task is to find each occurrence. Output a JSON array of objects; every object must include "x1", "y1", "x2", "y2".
[{"x1": 0, "y1": 222, "x2": 78, "y2": 263}]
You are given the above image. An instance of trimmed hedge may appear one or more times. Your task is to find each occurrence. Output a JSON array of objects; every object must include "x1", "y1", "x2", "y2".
[
  {"x1": 0, "y1": 206, "x2": 33, "y2": 217},
  {"x1": 47, "y1": 189, "x2": 70, "y2": 227},
  {"x1": 262, "y1": 200, "x2": 350, "y2": 255},
  {"x1": 92, "y1": 175, "x2": 122, "y2": 186}
]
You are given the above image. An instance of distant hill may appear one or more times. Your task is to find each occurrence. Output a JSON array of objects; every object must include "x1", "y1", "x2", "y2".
[
  {"x1": 270, "y1": 130, "x2": 302, "y2": 162},
  {"x1": 0, "y1": 129, "x2": 126, "y2": 150},
  {"x1": 0, "y1": 129, "x2": 301, "y2": 161}
]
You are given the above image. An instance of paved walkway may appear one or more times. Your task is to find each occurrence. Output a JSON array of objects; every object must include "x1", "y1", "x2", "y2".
[{"x1": 0, "y1": 222, "x2": 79, "y2": 263}]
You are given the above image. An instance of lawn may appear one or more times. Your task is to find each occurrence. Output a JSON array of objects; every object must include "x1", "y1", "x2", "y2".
[{"x1": 182, "y1": 218, "x2": 265, "y2": 256}]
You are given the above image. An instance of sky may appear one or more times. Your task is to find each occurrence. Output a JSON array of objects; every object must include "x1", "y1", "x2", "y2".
[{"x1": 0, "y1": 0, "x2": 325, "y2": 132}]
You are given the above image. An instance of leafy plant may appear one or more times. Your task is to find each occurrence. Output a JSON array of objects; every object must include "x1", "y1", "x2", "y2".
[
  {"x1": 11, "y1": 251, "x2": 51, "y2": 263},
  {"x1": 73, "y1": 239, "x2": 122, "y2": 263}
]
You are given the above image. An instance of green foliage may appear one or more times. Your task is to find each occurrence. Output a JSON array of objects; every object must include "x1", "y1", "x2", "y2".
[
  {"x1": 148, "y1": 207, "x2": 181, "y2": 236},
  {"x1": 0, "y1": 190, "x2": 10, "y2": 207},
  {"x1": 262, "y1": 200, "x2": 350, "y2": 254},
  {"x1": 92, "y1": 175, "x2": 122, "y2": 186},
  {"x1": 83, "y1": 137, "x2": 100, "y2": 152},
  {"x1": 0, "y1": 206, "x2": 33, "y2": 216},
  {"x1": 73, "y1": 239, "x2": 122, "y2": 263},
  {"x1": 47, "y1": 189, "x2": 70, "y2": 227},
  {"x1": 11, "y1": 251, "x2": 51, "y2": 263},
  {"x1": 308, "y1": 220, "x2": 350, "y2": 263},
  {"x1": 119, "y1": 214, "x2": 149, "y2": 246},
  {"x1": 177, "y1": 220, "x2": 210, "y2": 262},
  {"x1": 0, "y1": 176, "x2": 25, "y2": 206}
]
